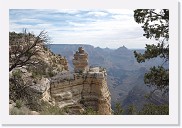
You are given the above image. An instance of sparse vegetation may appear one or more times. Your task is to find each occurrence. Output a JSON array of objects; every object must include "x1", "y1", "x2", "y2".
[
  {"x1": 9, "y1": 29, "x2": 50, "y2": 72},
  {"x1": 12, "y1": 69, "x2": 22, "y2": 78},
  {"x1": 83, "y1": 107, "x2": 98, "y2": 115},
  {"x1": 10, "y1": 106, "x2": 32, "y2": 115},
  {"x1": 39, "y1": 101, "x2": 64, "y2": 115},
  {"x1": 28, "y1": 62, "x2": 55, "y2": 78},
  {"x1": 15, "y1": 99, "x2": 24, "y2": 109},
  {"x1": 9, "y1": 70, "x2": 27, "y2": 101},
  {"x1": 125, "y1": 105, "x2": 137, "y2": 115},
  {"x1": 10, "y1": 98, "x2": 65, "y2": 115},
  {"x1": 9, "y1": 30, "x2": 68, "y2": 115},
  {"x1": 114, "y1": 103, "x2": 123, "y2": 115},
  {"x1": 139, "y1": 104, "x2": 169, "y2": 115}
]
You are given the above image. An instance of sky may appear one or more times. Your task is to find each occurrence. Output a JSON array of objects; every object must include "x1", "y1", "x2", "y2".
[{"x1": 9, "y1": 9, "x2": 155, "y2": 49}]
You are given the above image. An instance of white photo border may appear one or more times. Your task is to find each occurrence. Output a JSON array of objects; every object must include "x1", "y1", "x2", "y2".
[{"x1": 0, "y1": 0, "x2": 179, "y2": 125}]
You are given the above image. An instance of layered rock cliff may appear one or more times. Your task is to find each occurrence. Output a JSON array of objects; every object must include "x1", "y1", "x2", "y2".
[{"x1": 51, "y1": 67, "x2": 111, "y2": 114}]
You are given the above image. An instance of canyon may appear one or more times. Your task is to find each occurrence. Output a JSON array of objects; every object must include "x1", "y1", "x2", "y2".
[{"x1": 50, "y1": 47, "x2": 112, "y2": 114}]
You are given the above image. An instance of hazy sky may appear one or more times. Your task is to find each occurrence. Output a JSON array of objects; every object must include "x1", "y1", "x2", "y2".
[{"x1": 9, "y1": 9, "x2": 155, "y2": 49}]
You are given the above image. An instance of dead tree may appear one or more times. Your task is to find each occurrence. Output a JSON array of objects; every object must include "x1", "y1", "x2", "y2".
[{"x1": 9, "y1": 29, "x2": 49, "y2": 72}]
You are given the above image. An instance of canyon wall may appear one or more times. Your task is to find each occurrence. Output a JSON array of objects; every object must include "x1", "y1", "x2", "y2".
[{"x1": 50, "y1": 67, "x2": 112, "y2": 115}]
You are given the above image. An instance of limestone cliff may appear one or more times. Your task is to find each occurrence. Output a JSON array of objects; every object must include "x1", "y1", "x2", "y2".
[{"x1": 51, "y1": 67, "x2": 111, "y2": 114}]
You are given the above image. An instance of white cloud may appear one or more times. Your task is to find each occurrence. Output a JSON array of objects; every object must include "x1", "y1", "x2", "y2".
[
  {"x1": 107, "y1": 9, "x2": 133, "y2": 15},
  {"x1": 9, "y1": 9, "x2": 155, "y2": 49},
  {"x1": 68, "y1": 22, "x2": 85, "y2": 27},
  {"x1": 55, "y1": 9, "x2": 80, "y2": 14},
  {"x1": 10, "y1": 18, "x2": 42, "y2": 24},
  {"x1": 87, "y1": 11, "x2": 108, "y2": 17}
]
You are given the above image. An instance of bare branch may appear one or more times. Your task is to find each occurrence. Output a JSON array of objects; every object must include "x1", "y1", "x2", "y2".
[{"x1": 9, "y1": 30, "x2": 49, "y2": 71}]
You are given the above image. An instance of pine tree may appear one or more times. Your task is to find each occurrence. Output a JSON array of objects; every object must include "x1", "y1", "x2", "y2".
[{"x1": 133, "y1": 9, "x2": 169, "y2": 94}]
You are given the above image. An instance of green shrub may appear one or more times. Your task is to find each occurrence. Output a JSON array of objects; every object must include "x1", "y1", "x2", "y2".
[
  {"x1": 83, "y1": 107, "x2": 98, "y2": 115},
  {"x1": 27, "y1": 60, "x2": 57, "y2": 78},
  {"x1": 114, "y1": 103, "x2": 123, "y2": 115},
  {"x1": 12, "y1": 69, "x2": 22, "y2": 78},
  {"x1": 47, "y1": 70, "x2": 55, "y2": 77},
  {"x1": 125, "y1": 105, "x2": 137, "y2": 115},
  {"x1": 15, "y1": 100, "x2": 24, "y2": 109},
  {"x1": 139, "y1": 104, "x2": 169, "y2": 115},
  {"x1": 43, "y1": 45, "x2": 49, "y2": 51},
  {"x1": 10, "y1": 106, "x2": 32, "y2": 115},
  {"x1": 39, "y1": 101, "x2": 64, "y2": 115}
]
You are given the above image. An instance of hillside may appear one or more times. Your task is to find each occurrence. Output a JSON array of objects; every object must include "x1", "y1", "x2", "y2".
[{"x1": 9, "y1": 32, "x2": 69, "y2": 115}]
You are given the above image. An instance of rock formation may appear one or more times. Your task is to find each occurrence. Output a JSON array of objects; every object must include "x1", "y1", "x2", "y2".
[
  {"x1": 72, "y1": 47, "x2": 89, "y2": 73},
  {"x1": 50, "y1": 47, "x2": 112, "y2": 115}
]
